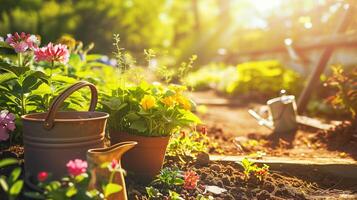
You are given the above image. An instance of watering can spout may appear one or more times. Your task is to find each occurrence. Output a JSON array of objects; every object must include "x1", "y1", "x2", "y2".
[
  {"x1": 248, "y1": 90, "x2": 298, "y2": 133},
  {"x1": 87, "y1": 141, "x2": 137, "y2": 200},
  {"x1": 248, "y1": 109, "x2": 274, "y2": 129}
]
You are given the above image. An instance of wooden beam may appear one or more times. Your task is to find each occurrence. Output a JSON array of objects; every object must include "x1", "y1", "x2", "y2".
[
  {"x1": 297, "y1": 4, "x2": 353, "y2": 114},
  {"x1": 225, "y1": 32, "x2": 357, "y2": 59}
]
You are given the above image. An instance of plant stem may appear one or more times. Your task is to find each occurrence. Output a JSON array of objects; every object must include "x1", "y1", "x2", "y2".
[
  {"x1": 18, "y1": 53, "x2": 23, "y2": 67},
  {"x1": 109, "y1": 171, "x2": 115, "y2": 183},
  {"x1": 49, "y1": 61, "x2": 54, "y2": 106},
  {"x1": 18, "y1": 53, "x2": 26, "y2": 115}
]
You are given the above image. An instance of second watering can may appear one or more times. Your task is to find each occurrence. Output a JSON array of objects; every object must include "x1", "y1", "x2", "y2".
[{"x1": 249, "y1": 90, "x2": 298, "y2": 133}]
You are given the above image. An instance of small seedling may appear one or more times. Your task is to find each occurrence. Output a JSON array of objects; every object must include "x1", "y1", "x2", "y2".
[
  {"x1": 153, "y1": 167, "x2": 184, "y2": 189},
  {"x1": 167, "y1": 130, "x2": 209, "y2": 161},
  {"x1": 241, "y1": 158, "x2": 269, "y2": 181},
  {"x1": 146, "y1": 186, "x2": 163, "y2": 198}
]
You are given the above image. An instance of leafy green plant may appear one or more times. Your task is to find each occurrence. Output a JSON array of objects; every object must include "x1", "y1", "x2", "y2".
[
  {"x1": 102, "y1": 83, "x2": 200, "y2": 137},
  {"x1": 153, "y1": 167, "x2": 184, "y2": 189},
  {"x1": 241, "y1": 158, "x2": 269, "y2": 181},
  {"x1": 167, "y1": 130, "x2": 209, "y2": 161},
  {"x1": 168, "y1": 190, "x2": 184, "y2": 200},
  {"x1": 0, "y1": 158, "x2": 24, "y2": 200},
  {"x1": 325, "y1": 66, "x2": 357, "y2": 119},
  {"x1": 184, "y1": 61, "x2": 302, "y2": 96},
  {"x1": 146, "y1": 186, "x2": 163, "y2": 199}
]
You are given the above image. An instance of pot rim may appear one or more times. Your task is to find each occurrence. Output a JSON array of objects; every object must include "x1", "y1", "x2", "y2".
[
  {"x1": 110, "y1": 130, "x2": 171, "y2": 139},
  {"x1": 21, "y1": 111, "x2": 109, "y2": 122},
  {"x1": 87, "y1": 141, "x2": 138, "y2": 155}
]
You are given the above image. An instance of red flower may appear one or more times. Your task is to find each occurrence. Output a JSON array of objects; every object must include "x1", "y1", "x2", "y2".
[
  {"x1": 34, "y1": 42, "x2": 69, "y2": 64},
  {"x1": 66, "y1": 159, "x2": 87, "y2": 176},
  {"x1": 108, "y1": 158, "x2": 120, "y2": 171},
  {"x1": 183, "y1": 170, "x2": 199, "y2": 190},
  {"x1": 37, "y1": 171, "x2": 48, "y2": 182},
  {"x1": 256, "y1": 168, "x2": 268, "y2": 176}
]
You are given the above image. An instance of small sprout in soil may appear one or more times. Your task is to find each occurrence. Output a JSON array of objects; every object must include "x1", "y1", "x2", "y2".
[
  {"x1": 241, "y1": 158, "x2": 270, "y2": 181},
  {"x1": 146, "y1": 186, "x2": 163, "y2": 198},
  {"x1": 168, "y1": 190, "x2": 184, "y2": 200},
  {"x1": 167, "y1": 130, "x2": 210, "y2": 162},
  {"x1": 153, "y1": 167, "x2": 184, "y2": 189}
]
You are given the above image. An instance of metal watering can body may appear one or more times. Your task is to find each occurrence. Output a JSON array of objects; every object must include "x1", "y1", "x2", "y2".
[{"x1": 249, "y1": 91, "x2": 298, "y2": 133}]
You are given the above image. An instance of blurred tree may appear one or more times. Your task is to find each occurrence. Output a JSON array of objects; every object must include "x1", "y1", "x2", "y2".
[{"x1": 0, "y1": 0, "x2": 356, "y2": 66}]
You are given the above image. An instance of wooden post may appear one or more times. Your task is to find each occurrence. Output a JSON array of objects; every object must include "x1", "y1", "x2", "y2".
[{"x1": 297, "y1": 4, "x2": 352, "y2": 114}]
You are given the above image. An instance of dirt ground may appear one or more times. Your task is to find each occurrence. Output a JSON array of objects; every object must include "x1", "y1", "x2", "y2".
[{"x1": 190, "y1": 90, "x2": 357, "y2": 160}]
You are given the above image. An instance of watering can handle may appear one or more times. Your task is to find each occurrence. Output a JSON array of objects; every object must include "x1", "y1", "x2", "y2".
[{"x1": 43, "y1": 81, "x2": 98, "y2": 130}]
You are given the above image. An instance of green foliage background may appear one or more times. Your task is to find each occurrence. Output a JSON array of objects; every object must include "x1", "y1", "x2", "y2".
[{"x1": 1, "y1": 0, "x2": 357, "y2": 65}]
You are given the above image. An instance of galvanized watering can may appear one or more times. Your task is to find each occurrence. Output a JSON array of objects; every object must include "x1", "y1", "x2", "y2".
[
  {"x1": 248, "y1": 90, "x2": 298, "y2": 133},
  {"x1": 22, "y1": 81, "x2": 109, "y2": 179}
]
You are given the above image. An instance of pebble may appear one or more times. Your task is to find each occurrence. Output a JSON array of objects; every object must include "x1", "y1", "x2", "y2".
[{"x1": 195, "y1": 152, "x2": 210, "y2": 166}]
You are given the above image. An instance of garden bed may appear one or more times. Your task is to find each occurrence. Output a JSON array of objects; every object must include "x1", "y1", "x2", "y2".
[{"x1": 126, "y1": 156, "x2": 357, "y2": 199}]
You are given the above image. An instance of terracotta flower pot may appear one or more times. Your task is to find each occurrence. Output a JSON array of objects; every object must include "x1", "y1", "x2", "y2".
[{"x1": 110, "y1": 131, "x2": 169, "y2": 181}]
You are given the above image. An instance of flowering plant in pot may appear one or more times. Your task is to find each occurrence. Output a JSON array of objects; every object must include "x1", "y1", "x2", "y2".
[{"x1": 101, "y1": 82, "x2": 201, "y2": 180}]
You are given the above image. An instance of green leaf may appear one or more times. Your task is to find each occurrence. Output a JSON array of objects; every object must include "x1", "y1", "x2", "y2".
[
  {"x1": 102, "y1": 98, "x2": 126, "y2": 111},
  {"x1": 9, "y1": 180, "x2": 23, "y2": 197},
  {"x1": 66, "y1": 186, "x2": 77, "y2": 197},
  {"x1": 0, "y1": 72, "x2": 16, "y2": 84},
  {"x1": 74, "y1": 173, "x2": 88, "y2": 183},
  {"x1": 174, "y1": 177, "x2": 184, "y2": 185},
  {"x1": 100, "y1": 162, "x2": 110, "y2": 169},
  {"x1": 0, "y1": 41, "x2": 12, "y2": 48},
  {"x1": 129, "y1": 120, "x2": 147, "y2": 132},
  {"x1": 45, "y1": 181, "x2": 61, "y2": 191},
  {"x1": 0, "y1": 63, "x2": 28, "y2": 77},
  {"x1": 0, "y1": 158, "x2": 18, "y2": 168},
  {"x1": 146, "y1": 186, "x2": 162, "y2": 198},
  {"x1": 21, "y1": 70, "x2": 46, "y2": 90},
  {"x1": 125, "y1": 112, "x2": 140, "y2": 120},
  {"x1": 8, "y1": 168, "x2": 21, "y2": 185},
  {"x1": 68, "y1": 54, "x2": 83, "y2": 68},
  {"x1": 169, "y1": 190, "x2": 184, "y2": 200},
  {"x1": 86, "y1": 54, "x2": 104, "y2": 61},
  {"x1": 104, "y1": 183, "x2": 122, "y2": 197},
  {"x1": 0, "y1": 177, "x2": 8, "y2": 192}
]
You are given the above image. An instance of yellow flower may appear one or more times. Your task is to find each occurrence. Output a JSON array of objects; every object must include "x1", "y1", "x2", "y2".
[
  {"x1": 161, "y1": 96, "x2": 175, "y2": 107},
  {"x1": 140, "y1": 95, "x2": 156, "y2": 110},
  {"x1": 175, "y1": 95, "x2": 191, "y2": 110},
  {"x1": 57, "y1": 35, "x2": 76, "y2": 50}
]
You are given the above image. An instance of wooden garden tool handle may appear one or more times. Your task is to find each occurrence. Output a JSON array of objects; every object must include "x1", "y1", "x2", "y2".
[{"x1": 43, "y1": 81, "x2": 98, "y2": 130}]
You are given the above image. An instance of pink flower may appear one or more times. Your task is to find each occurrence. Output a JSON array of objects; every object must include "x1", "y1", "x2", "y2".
[
  {"x1": 37, "y1": 171, "x2": 49, "y2": 182},
  {"x1": 66, "y1": 159, "x2": 87, "y2": 176},
  {"x1": 183, "y1": 170, "x2": 199, "y2": 190},
  {"x1": 0, "y1": 126, "x2": 9, "y2": 141},
  {"x1": 0, "y1": 110, "x2": 16, "y2": 141},
  {"x1": 5, "y1": 32, "x2": 38, "y2": 53},
  {"x1": 34, "y1": 43, "x2": 69, "y2": 64}
]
